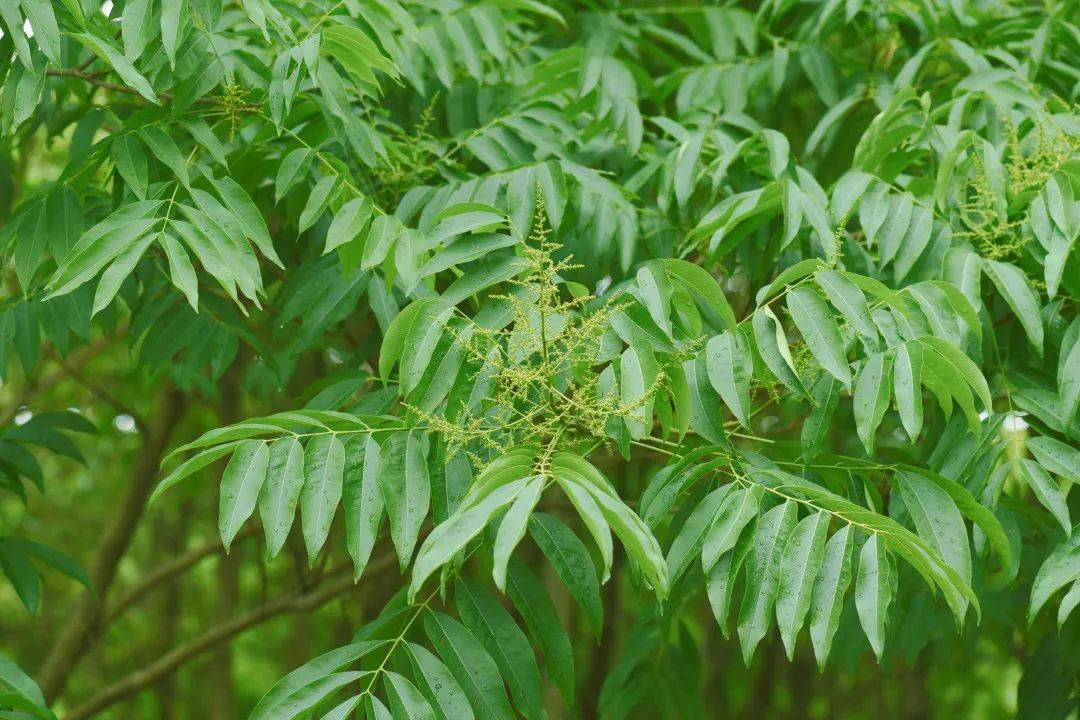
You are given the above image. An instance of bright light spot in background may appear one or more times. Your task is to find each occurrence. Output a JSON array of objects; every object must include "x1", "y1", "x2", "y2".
[
  {"x1": 113, "y1": 414, "x2": 137, "y2": 433},
  {"x1": 979, "y1": 410, "x2": 990, "y2": 421},
  {"x1": 22, "y1": 19, "x2": 32, "y2": 37},
  {"x1": 14, "y1": 408, "x2": 32, "y2": 426},
  {"x1": 324, "y1": 348, "x2": 345, "y2": 366},
  {"x1": 101, "y1": 0, "x2": 113, "y2": 16},
  {"x1": 1002, "y1": 412, "x2": 1029, "y2": 433},
  {"x1": 595, "y1": 276, "x2": 612, "y2": 295}
]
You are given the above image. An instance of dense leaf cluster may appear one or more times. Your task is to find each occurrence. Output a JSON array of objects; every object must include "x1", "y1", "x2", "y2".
[{"x1": 2, "y1": 0, "x2": 1080, "y2": 717}]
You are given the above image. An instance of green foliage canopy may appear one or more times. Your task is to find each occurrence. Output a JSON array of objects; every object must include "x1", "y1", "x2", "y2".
[{"x1": 2, "y1": 0, "x2": 1080, "y2": 717}]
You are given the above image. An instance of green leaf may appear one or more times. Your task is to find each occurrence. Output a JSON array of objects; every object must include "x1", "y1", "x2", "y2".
[
  {"x1": 455, "y1": 579, "x2": 545, "y2": 720},
  {"x1": 705, "y1": 330, "x2": 752, "y2": 427},
  {"x1": 1017, "y1": 459, "x2": 1071, "y2": 535},
  {"x1": 410, "y1": 475, "x2": 526, "y2": 599},
  {"x1": 0, "y1": 652, "x2": 47, "y2": 709},
  {"x1": 658, "y1": 259, "x2": 736, "y2": 331},
  {"x1": 776, "y1": 510, "x2": 829, "y2": 659},
  {"x1": 276, "y1": 148, "x2": 313, "y2": 202},
  {"x1": 219, "y1": 440, "x2": 269, "y2": 551},
  {"x1": 299, "y1": 176, "x2": 339, "y2": 232},
  {"x1": 751, "y1": 307, "x2": 806, "y2": 398},
  {"x1": 424, "y1": 612, "x2": 516, "y2": 720},
  {"x1": 150, "y1": 442, "x2": 243, "y2": 506},
  {"x1": 854, "y1": 534, "x2": 893, "y2": 659},
  {"x1": 801, "y1": 374, "x2": 839, "y2": 461},
  {"x1": 701, "y1": 485, "x2": 762, "y2": 571},
  {"x1": 1028, "y1": 436, "x2": 1080, "y2": 485},
  {"x1": 381, "y1": 432, "x2": 432, "y2": 571},
  {"x1": 405, "y1": 643, "x2": 474, "y2": 720},
  {"x1": 895, "y1": 470, "x2": 971, "y2": 614},
  {"x1": 47, "y1": 201, "x2": 163, "y2": 298},
  {"x1": 852, "y1": 351, "x2": 893, "y2": 454},
  {"x1": 161, "y1": 233, "x2": 199, "y2": 311},
  {"x1": 258, "y1": 437, "x2": 305, "y2": 559},
  {"x1": 737, "y1": 500, "x2": 797, "y2": 663},
  {"x1": 91, "y1": 232, "x2": 155, "y2": 316},
  {"x1": 814, "y1": 269, "x2": 877, "y2": 346},
  {"x1": 138, "y1": 127, "x2": 190, "y2": 188},
  {"x1": 73, "y1": 32, "x2": 158, "y2": 103},
  {"x1": 492, "y1": 476, "x2": 543, "y2": 592},
  {"x1": 343, "y1": 435, "x2": 383, "y2": 581},
  {"x1": 808, "y1": 525, "x2": 854, "y2": 669},
  {"x1": 893, "y1": 343, "x2": 923, "y2": 441},
  {"x1": 529, "y1": 512, "x2": 603, "y2": 638},
  {"x1": 787, "y1": 286, "x2": 850, "y2": 385},
  {"x1": 707, "y1": 516, "x2": 758, "y2": 637},
  {"x1": 983, "y1": 260, "x2": 1044, "y2": 356},
  {"x1": 214, "y1": 177, "x2": 282, "y2": 268},
  {"x1": 300, "y1": 434, "x2": 345, "y2": 564},
  {"x1": 160, "y1": 0, "x2": 186, "y2": 67},
  {"x1": 1028, "y1": 530, "x2": 1080, "y2": 624},
  {"x1": 665, "y1": 486, "x2": 733, "y2": 585},
  {"x1": 506, "y1": 559, "x2": 575, "y2": 703},
  {"x1": 248, "y1": 643, "x2": 381, "y2": 720},
  {"x1": 324, "y1": 197, "x2": 373, "y2": 256},
  {"x1": 379, "y1": 299, "x2": 447, "y2": 381},
  {"x1": 385, "y1": 672, "x2": 436, "y2": 720}
]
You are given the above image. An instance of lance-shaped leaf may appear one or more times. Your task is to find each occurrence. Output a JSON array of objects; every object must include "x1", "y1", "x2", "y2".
[
  {"x1": 300, "y1": 434, "x2": 346, "y2": 564},
  {"x1": 379, "y1": 432, "x2": 432, "y2": 569},
  {"x1": 893, "y1": 342, "x2": 923, "y2": 440},
  {"x1": 530, "y1": 512, "x2": 603, "y2": 638},
  {"x1": 506, "y1": 559, "x2": 575, "y2": 702},
  {"x1": 787, "y1": 285, "x2": 850, "y2": 385},
  {"x1": 259, "y1": 437, "x2": 305, "y2": 559},
  {"x1": 701, "y1": 485, "x2": 762, "y2": 571},
  {"x1": 410, "y1": 476, "x2": 528, "y2": 600},
  {"x1": 705, "y1": 330, "x2": 752, "y2": 427},
  {"x1": 802, "y1": 374, "x2": 840, "y2": 461},
  {"x1": 983, "y1": 260, "x2": 1044, "y2": 356},
  {"x1": 425, "y1": 612, "x2": 516, "y2": 720},
  {"x1": 855, "y1": 534, "x2": 893, "y2": 659},
  {"x1": 492, "y1": 476, "x2": 544, "y2": 591},
  {"x1": 343, "y1": 435, "x2": 383, "y2": 580},
  {"x1": 405, "y1": 643, "x2": 474, "y2": 720},
  {"x1": 895, "y1": 470, "x2": 971, "y2": 614},
  {"x1": 776, "y1": 510, "x2": 830, "y2": 658},
  {"x1": 707, "y1": 516, "x2": 758, "y2": 637},
  {"x1": 853, "y1": 351, "x2": 893, "y2": 454},
  {"x1": 815, "y1": 269, "x2": 878, "y2": 346},
  {"x1": 1027, "y1": 436, "x2": 1080, "y2": 485},
  {"x1": 455, "y1": 579, "x2": 545, "y2": 720},
  {"x1": 1016, "y1": 459, "x2": 1071, "y2": 535},
  {"x1": 808, "y1": 525, "x2": 854, "y2": 669},
  {"x1": 385, "y1": 672, "x2": 436, "y2": 720},
  {"x1": 737, "y1": 500, "x2": 797, "y2": 663},
  {"x1": 248, "y1": 642, "x2": 383, "y2": 720},
  {"x1": 665, "y1": 485, "x2": 733, "y2": 585},
  {"x1": 219, "y1": 440, "x2": 269, "y2": 551},
  {"x1": 752, "y1": 307, "x2": 806, "y2": 398},
  {"x1": 1028, "y1": 529, "x2": 1080, "y2": 625}
]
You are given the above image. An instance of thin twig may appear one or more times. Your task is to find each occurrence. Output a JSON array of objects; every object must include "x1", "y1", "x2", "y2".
[
  {"x1": 65, "y1": 553, "x2": 396, "y2": 720},
  {"x1": 103, "y1": 526, "x2": 259, "y2": 625}
]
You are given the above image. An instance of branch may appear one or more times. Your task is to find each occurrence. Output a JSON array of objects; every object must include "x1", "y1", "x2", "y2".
[
  {"x1": 57, "y1": 357, "x2": 148, "y2": 432},
  {"x1": 46, "y1": 68, "x2": 224, "y2": 107},
  {"x1": 103, "y1": 526, "x2": 259, "y2": 625},
  {"x1": 37, "y1": 387, "x2": 188, "y2": 703},
  {"x1": 64, "y1": 553, "x2": 397, "y2": 720}
]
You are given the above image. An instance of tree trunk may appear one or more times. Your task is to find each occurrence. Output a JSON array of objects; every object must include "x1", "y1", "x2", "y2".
[{"x1": 38, "y1": 386, "x2": 187, "y2": 703}]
